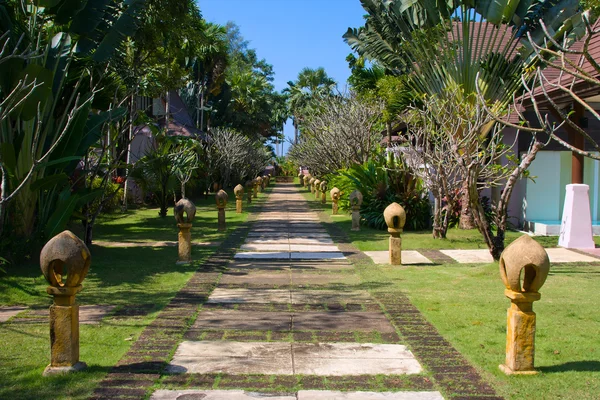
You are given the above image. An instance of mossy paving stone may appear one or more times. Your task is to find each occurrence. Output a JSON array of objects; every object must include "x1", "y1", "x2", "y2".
[
  {"x1": 314, "y1": 206, "x2": 505, "y2": 400},
  {"x1": 90, "y1": 215, "x2": 259, "y2": 399}
]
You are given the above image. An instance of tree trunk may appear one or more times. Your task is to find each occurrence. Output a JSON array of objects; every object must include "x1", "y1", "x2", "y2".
[
  {"x1": 459, "y1": 180, "x2": 476, "y2": 229},
  {"x1": 294, "y1": 119, "x2": 299, "y2": 144}
]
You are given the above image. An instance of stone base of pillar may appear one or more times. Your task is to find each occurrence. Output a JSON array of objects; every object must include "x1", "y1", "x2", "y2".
[
  {"x1": 236, "y1": 199, "x2": 243, "y2": 213},
  {"x1": 559, "y1": 184, "x2": 595, "y2": 249},
  {"x1": 500, "y1": 303, "x2": 537, "y2": 375},
  {"x1": 43, "y1": 361, "x2": 87, "y2": 376},
  {"x1": 351, "y1": 211, "x2": 360, "y2": 231},
  {"x1": 389, "y1": 236, "x2": 402, "y2": 265},
  {"x1": 332, "y1": 204, "x2": 338, "y2": 215},
  {"x1": 218, "y1": 209, "x2": 226, "y2": 231},
  {"x1": 177, "y1": 223, "x2": 192, "y2": 263}
]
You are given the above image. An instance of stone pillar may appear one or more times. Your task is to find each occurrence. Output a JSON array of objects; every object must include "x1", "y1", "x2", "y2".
[
  {"x1": 384, "y1": 202, "x2": 406, "y2": 265},
  {"x1": 256, "y1": 176, "x2": 263, "y2": 193},
  {"x1": 314, "y1": 179, "x2": 321, "y2": 200},
  {"x1": 330, "y1": 188, "x2": 341, "y2": 215},
  {"x1": 350, "y1": 190, "x2": 363, "y2": 231},
  {"x1": 177, "y1": 223, "x2": 192, "y2": 262},
  {"x1": 245, "y1": 180, "x2": 253, "y2": 204},
  {"x1": 253, "y1": 178, "x2": 258, "y2": 198},
  {"x1": 298, "y1": 173, "x2": 303, "y2": 184},
  {"x1": 499, "y1": 235, "x2": 550, "y2": 375},
  {"x1": 234, "y1": 184, "x2": 244, "y2": 214},
  {"x1": 262, "y1": 175, "x2": 268, "y2": 190},
  {"x1": 40, "y1": 231, "x2": 91, "y2": 376},
  {"x1": 174, "y1": 198, "x2": 196, "y2": 264},
  {"x1": 309, "y1": 178, "x2": 315, "y2": 194},
  {"x1": 216, "y1": 189, "x2": 228, "y2": 231},
  {"x1": 303, "y1": 175, "x2": 310, "y2": 188},
  {"x1": 320, "y1": 181, "x2": 327, "y2": 204},
  {"x1": 559, "y1": 184, "x2": 595, "y2": 249}
]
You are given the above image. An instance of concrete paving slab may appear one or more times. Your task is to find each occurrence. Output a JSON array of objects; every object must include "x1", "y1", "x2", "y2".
[
  {"x1": 79, "y1": 305, "x2": 116, "y2": 324},
  {"x1": 247, "y1": 232, "x2": 288, "y2": 237},
  {"x1": 290, "y1": 262, "x2": 353, "y2": 271},
  {"x1": 291, "y1": 290, "x2": 371, "y2": 304},
  {"x1": 289, "y1": 238, "x2": 334, "y2": 245},
  {"x1": 192, "y1": 311, "x2": 291, "y2": 331},
  {"x1": 0, "y1": 306, "x2": 27, "y2": 322},
  {"x1": 207, "y1": 288, "x2": 291, "y2": 304},
  {"x1": 292, "y1": 343, "x2": 422, "y2": 375},
  {"x1": 289, "y1": 233, "x2": 331, "y2": 238},
  {"x1": 220, "y1": 271, "x2": 291, "y2": 285},
  {"x1": 297, "y1": 391, "x2": 444, "y2": 400},
  {"x1": 547, "y1": 247, "x2": 600, "y2": 262},
  {"x1": 291, "y1": 273, "x2": 360, "y2": 285},
  {"x1": 290, "y1": 245, "x2": 340, "y2": 252},
  {"x1": 364, "y1": 251, "x2": 434, "y2": 265},
  {"x1": 240, "y1": 244, "x2": 290, "y2": 252},
  {"x1": 167, "y1": 341, "x2": 293, "y2": 375},
  {"x1": 440, "y1": 249, "x2": 494, "y2": 263},
  {"x1": 244, "y1": 238, "x2": 290, "y2": 245},
  {"x1": 234, "y1": 252, "x2": 290, "y2": 260},
  {"x1": 293, "y1": 312, "x2": 395, "y2": 332},
  {"x1": 151, "y1": 390, "x2": 296, "y2": 400},
  {"x1": 290, "y1": 252, "x2": 346, "y2": 260}
]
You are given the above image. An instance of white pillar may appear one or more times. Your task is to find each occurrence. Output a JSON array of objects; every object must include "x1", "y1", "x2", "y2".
[{"x1": 559, "y1": 184, "x2": 595, "y2": 249}]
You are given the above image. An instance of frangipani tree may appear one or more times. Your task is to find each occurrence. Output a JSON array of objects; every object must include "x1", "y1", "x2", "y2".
[{"x1": 344, "y1": 0, "x2": 588, "y2": 235}]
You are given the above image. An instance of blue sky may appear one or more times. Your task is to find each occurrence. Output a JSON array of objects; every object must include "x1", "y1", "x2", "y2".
[{"x1": 197, "y1": 0, "x2": 366, "y2": 154}]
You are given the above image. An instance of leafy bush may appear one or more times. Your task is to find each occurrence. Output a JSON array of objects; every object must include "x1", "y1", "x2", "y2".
[
  {"x1": 328, "y1": 153, "x2": 430, "y2": 231},
  {"x1": 90, "y1": 177, "x2": 123, "y2": 214}
]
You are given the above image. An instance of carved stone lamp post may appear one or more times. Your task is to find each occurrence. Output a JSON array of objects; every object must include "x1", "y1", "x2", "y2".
[
  {"x1": 256, "y1": 176, "x2": 263, "y2": 193},
  {"x1": 245, "y1": 180, "x2": 253, "y2": 204},
  {"x1": 234, "y1": 184, "x2": 244, "y2": 213},
  {"x1": 309, "y1": 177, "x2": 316, "y2": 194},
  {"x1": 330, "y1": 188, "x2": 341, "y2": 215},
  {"x1": 216, "y1": 189, "x2": 228, "y2": 231},
  {"x1": 175, "y1": 198, "x2": 196, "y2": 264},
  {"x1": 303, "y1": 175, "x2": 310, "y2": 188},
  {"x1": 349, "y1": 190, "x2": 363, "y2": 231},
  {"x1": 40, "y1": 231, "x2": 91, "y2": 376},
  {"x1": 253, "y1": 178, "x2": 259, "y2": 198},
  {"x1": 314, "y1": 179, "x2": 321, "y2": 200},
  {"x1": 384, "y1": 202, "x2": 406, "y2": 265},
  {"x1": 320, "y1": 181, "x2": 327, "y2": 204},
  {"x1": 262, "y1": 175, "x2": 268, "y2": 190},
  {"x1": 499, "y1": 235, "x2": 550, "y2": 375},
  {"x1": 298, "y1": 172, "x2": 303, "y2": 184}
]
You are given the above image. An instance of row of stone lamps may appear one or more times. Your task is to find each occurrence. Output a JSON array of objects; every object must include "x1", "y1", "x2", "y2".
[
  {"x1": 38, "y1": 173, "x2": 546, "y2": 376},
  {"x1": 176, "y1": 174, "x2": 272, "y2": 264},
  {"x1": 380, "y1": 201, "x2": 550, "y2": 375},
  {"x1": 302, "y1": 172, "x2": 551, "y2": 376},
  {"x1": 299, "y1": 174, "x2": 366, "y2": 232}
]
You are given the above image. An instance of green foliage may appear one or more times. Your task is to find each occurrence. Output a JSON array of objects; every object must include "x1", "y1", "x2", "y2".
[
  {"x1": 328, "y1": 154, "x2": 430, "y2": 231},
  {"x1": 89, "y1": 177, "x2": 123, "y2": 214}
]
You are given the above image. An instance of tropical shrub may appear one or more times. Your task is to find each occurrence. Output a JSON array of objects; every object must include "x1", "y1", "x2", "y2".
[{"x1": 329, "y1": 154, "x2": 430, "y2": 231}]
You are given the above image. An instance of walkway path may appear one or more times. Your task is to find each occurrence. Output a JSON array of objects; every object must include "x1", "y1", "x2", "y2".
[{"x1": 91, "y1": 183, "x2": 502, "y2": 399}]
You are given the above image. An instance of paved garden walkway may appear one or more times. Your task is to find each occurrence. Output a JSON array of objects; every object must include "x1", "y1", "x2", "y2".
[
  {"x1": 90, "y1": 183, "x2": 504, "y2": 399},
  {"x1": 112, "y1": 184, "x2": 497, "y2": 400}
]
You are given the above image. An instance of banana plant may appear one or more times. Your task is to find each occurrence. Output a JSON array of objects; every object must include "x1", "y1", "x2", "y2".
[{"x1": 0, "y1": 0, "x2": 147, "y2": 239}]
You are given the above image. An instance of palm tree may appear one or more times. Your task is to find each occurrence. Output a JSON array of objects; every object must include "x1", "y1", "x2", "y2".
[{"x1": 285, "y1": 67, "x2": 337, "y2": 143}]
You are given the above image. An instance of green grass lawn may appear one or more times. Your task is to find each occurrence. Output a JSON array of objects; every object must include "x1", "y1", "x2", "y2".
[
  {"x1": 0, "y1": 186, "x2": 271, "y2": 400},
  {"x1": 298, "y1": 183, "x2": 600, "y2": 399}
]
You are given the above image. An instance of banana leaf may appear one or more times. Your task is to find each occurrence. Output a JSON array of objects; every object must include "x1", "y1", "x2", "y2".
[
  {"x1": 44, "y1": 187, "x2": 79, "y2": 237},
  {"x1": 29, "y1": 173, "x2": 69, "y2": 192}
]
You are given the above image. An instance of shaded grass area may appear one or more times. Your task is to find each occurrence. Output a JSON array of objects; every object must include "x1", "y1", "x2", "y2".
[
  {"x1": 0, "y1": 186, "x2": 272, "y2": 400},
  {"x1": 300, "y1": 183, "x2": 600, "y2": 399}
]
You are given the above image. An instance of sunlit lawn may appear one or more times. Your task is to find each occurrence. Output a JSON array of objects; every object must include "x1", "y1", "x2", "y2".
[
  {"x1": 0, "y1": 186, "x2": 271, "y2": 400},
  {"x1": 299, "y1": 181, "x2": 600, "y2": 399}
]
